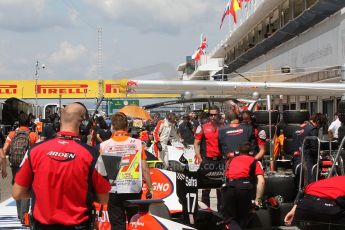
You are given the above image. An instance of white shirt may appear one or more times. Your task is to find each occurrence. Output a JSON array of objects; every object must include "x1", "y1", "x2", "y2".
[{"x1": 328, "y1": 118, "x2": 341, "y2": 138}]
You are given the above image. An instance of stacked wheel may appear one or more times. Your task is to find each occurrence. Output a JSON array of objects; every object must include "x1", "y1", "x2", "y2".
[
  {"x1": 253, "y1": 111, "x2": 280, "y2": 158},
  {"x1": 264, "y1": 173, "x2": 297, "y2": 203},
  {"x1": 282, "y1": 110, "x2": 309, "y2": 124},
  {"x1": 253, "y1": 110, "x2": 280, "y2": 124},
  {"x1": 282, "y1": 110, "x2": 310, "y2": 159}
]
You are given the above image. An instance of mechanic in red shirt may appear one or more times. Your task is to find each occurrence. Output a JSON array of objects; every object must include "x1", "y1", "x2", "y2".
[
  {"x1": 222, "y1": 141, "x2": 265, "y2": 230},
  {"x1": 194, "y1": 105, "x2": 223, "y2": 210},
  {"x1": 285, "y1": 176, "x2": 345, "y2": 227},
  {"x1": 12, "y1": 102, "x2": 111, "y2": 230}
]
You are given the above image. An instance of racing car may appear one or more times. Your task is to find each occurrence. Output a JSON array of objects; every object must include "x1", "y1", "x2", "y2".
[{"x1": 96, "y1": 109, "x2": 345, "y2": 229}]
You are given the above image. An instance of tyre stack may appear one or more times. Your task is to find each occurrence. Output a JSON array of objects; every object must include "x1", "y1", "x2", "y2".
[
  {"x1": 253, "y1": 110, "x2": 280, "y2": 158},
  {"x1": 282, "y1": 110, "x2": 310, "y2": 160}
]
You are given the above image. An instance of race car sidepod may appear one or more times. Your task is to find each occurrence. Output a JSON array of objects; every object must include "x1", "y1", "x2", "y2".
[{"x1": 126, "y1": 199, "x2": 196, "y2": 230}]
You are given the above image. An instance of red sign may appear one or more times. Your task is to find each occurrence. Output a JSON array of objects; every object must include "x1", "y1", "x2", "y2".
[
  {"x1": 105, "y1": 84, "x2": 121, "y2": 94},
  {"x1": 0, "y1": 85, "x2": 17, "y2": 94},
  {"x1": 37, "y1": 84, "x2": 88, "y2": 94}
]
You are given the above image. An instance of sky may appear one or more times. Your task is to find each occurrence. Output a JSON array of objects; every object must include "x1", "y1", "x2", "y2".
[{"x1": 0, "y1": 0, "x2": 229, "y2": 82}]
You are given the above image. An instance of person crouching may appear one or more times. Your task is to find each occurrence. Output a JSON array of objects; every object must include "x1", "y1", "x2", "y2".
[{"x1": 221, "y1": 141, "x2": 265, "y2": 230}]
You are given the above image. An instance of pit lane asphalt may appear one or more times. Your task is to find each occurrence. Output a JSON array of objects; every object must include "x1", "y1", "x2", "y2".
[{"x1": 1, "y1": 159, "x2": 13, "y2": 203}]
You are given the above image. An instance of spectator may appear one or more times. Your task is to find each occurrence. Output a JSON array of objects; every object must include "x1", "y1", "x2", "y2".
[
  {"x1": 148, "y1": 113, "x2": 161, "y2": 133},
  {"x1": 35, "y1": 115, "x2": 43, "y2": 135},
  {"x1": 40, "y1": 117, "x2": 60, "y2": 141},
  {"x1": 178, "y1": 114, "x2": 195, "y2": 146},
  {"x1": 189, "y1": 112, "x2": 200, "y2": 132},
  {"x1": 153, "y1": 112, "x2": 180, "y2": 165},
  {"x1": 2, "y1": 113, "x2": 39, "y2": 225},
  {"x1": 199, "y1": 112, "x2": 210, "y2": 125},
  {"x1": 0, "y1": 128, "x2": 7, "y2": 179},
  {"x1": 12, "y1": 102, "x2": 110, "y2": 229},
  {"x1": 328, "y1": 112, "x2": 341, "y2": 140},
  {"x1": 95, "y1": 117, "x2": 112, "y2": 145}
]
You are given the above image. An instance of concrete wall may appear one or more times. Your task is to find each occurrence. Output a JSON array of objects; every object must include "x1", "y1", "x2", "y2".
[{"x1": 238, "y1": 8, "x2": 345, "y2": 77}]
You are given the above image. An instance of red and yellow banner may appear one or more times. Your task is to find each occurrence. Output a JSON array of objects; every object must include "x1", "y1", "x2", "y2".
[
  {"x1": 0, "y1": 80, "x2": 99, "y2": 99},
  {"x1": 0, "y1": 80, "x2": 178, "y2": 99}
]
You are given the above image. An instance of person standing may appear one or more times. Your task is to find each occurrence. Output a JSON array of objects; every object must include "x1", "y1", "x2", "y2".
[
  {"x1": 0, "y1": 129, "x2": 7, "y2": 180},
  {"x1": 40, "y1": 116, "x2": 60, "y2": 141},
  {"x1": 291, "y1": 113, "x2": 327, "y2": 185},
  {"x1": 153, "y1": 112, "x2": 180, "y2": 165},
  {"x1": 100, "y1": 112, "x2": 153, "y2": 230},
  {"x1": 218, "y1": 111, "x2": 256, "y2": 161},
  {"x1": 1, "y1": 113, "x2": 39, "y2": 224},
  {"x1": 194, "y1": 105, "x2": 223, "y2": 210},
  {"x1": 178, "y1": 114, "x2": 195, "y2": 146},
  {"x1": 95, "y1": 118, "x2": 112, "y2": 144},
  {"x1": 328, "y1": 112, "x2": 341, "y2": 140},
  {"x1": 189, "y1": 111, "x2": 200, "y2": 133},
  {"x1": 285, "y1": 176, "x2": 345, "y2": 228},
  {"x1": 12, "y1": 102, "x2": 110, "y2": 229},
  {"x1": 222, "y1": 142, "x2": 265, "y2": 230}
]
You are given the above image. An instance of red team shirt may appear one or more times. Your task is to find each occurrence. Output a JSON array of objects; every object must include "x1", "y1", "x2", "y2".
[
  {"x1": 194, "y1": 122, "x2": 221, "y2": 157},
  {"x1": 15, "y1": 131, "x2": 111, "y2": 225},
  {"x1": 226, "y1": 155, "x2": 264, "y2": 179},
  {"x1": 254, "y1": 127, "x2": 266, "y2": 146},
  {"x1": 305, "y1": 176, "x2": 345, "y2": 201}
]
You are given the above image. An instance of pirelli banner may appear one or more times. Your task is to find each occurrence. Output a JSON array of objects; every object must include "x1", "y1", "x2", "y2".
[{"x1": 0, "y1": 80, "x2": 178, "y2": 99}]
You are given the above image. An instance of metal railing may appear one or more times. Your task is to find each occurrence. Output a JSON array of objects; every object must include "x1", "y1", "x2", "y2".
[
  {"x1": 298, "y1": 136, "x2": 321, "y2": 190},
  {"x1": 328, "y1": 135, "x2": 345, "y2": 178}
]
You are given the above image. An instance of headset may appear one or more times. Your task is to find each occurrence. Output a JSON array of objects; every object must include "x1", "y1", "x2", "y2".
[
  {"x1": 73, "y1": 100, "x2": 103, "y2": 138},
  {"x1": 74, "y1": 102, "x2": 90, "y2": 121}
]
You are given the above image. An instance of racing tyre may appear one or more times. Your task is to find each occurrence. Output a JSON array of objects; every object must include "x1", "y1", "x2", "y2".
[
  {"x1": 283, "y1": 123, "x2": 303, "y2": 139},
  {"x1": 264, "y1": 140, "x2": 273, "y2": 156},
  {"x1": 195, "y1": 209, "x2": 224, "y2": 230},
  {"x1": 338, "y1": 100, "x2": 345, "y2": 114},
  {"x1": 253, "y1": 110, "x2": 280, "y2": 125},
  {"x1": 247, "y1": 208, "x2": 271, "y2": 228},
  {"x1": 283, "y1": 110, "x2": 309, "y2": 124},
  {"x1": 283, "y1": 138, "x2": 298, "y2": 159},
  {"x1": 269, "y1": 202, "x2": 294, "y2": 226},
  {"x1": 265, "y1": 174, "x2": 297, "y2": 202}
]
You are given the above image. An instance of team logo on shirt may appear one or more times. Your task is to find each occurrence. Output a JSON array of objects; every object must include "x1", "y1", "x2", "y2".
[
  {"x1": 195, "y1": 126, "x2": 202, "y2": 134},
  {"x1": 47, "y1": 151, "x2": 76, "y2": 162},
  {"x1": 258, "y1": 130, "x2": 267, "y2": 140},
  {"x1": 295, "y1": 129, "x2": 304, "y2": 136},
  {"x1": 226, "y1": 129, "x2": 243, "y2": 136}
]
